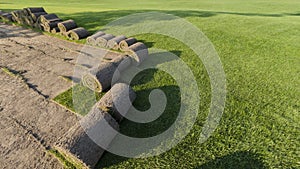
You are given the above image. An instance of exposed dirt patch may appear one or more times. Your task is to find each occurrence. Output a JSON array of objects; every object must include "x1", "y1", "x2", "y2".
[{"x1": 0, "y1": 23, "x2": 121, "y2": 168}]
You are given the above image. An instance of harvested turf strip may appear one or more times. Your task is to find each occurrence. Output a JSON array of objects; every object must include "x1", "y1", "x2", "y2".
[
  {"x1": 97, "y1": 83, "x2": 136, "y2": 122},
  {"x1": 107, "y1": 35, "x2": 127, "y2": 50},
  {"x1": 95, "y1": 34, "x2": 115, "y2": 48},
  {"x1": 42, "y1": 21, "x2": 62, "y2": 33},
  {"x1": 40, "y1": 14, "x2": 61, "y2": 24},
  {"x1": 24, "y1": 7, "x2": 46, "y2": 16},
  {"x1": 58, "y1": 20, "x2": 77, "y2": 34},
  {"x1": 0, "y1": 13, "x2": 13, "y2": 22},
  {"x1": 119, "y1": 37, "x2": 137, "y2": 51},
  {"x1": 125, "y1": 42, "x2": 148, "y2": 65},
  {"x1": 67, "y1": 27, "x2": 89, "y2": 40},
  {"x1": 86, "y1": 31, "x2": 105, "y2": 45},
  {"x1": 51, "y1": 27, "x2": 60, "y2": 34},
  {"x1": 30, "y1": 12, "x2": 47, "y2": 22},
  {"x1": 82, "y1": 55, "x2": 130, "y2": 92}
]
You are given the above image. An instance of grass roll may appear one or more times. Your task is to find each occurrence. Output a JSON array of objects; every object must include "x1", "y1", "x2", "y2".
[
  {"x1": 40, "y1": 14, "x2": 61, "y2": 24},
  {"x1": 42, "y1": 21, "x2": 62, "y2": 32},
  {"x1": 51, "y1": 27, "x2": 60, "y2": 34},
  {"x1": 24, "y1": 7, "x2": 46, "y2": 16},
  {"x1": 31, "y1": 12, "x2": 47, "y2": 22},
  {"x1": 97, "y1": 83, "x2": 136, "y2": 122},
  {"x1": 126, "y1": 42, "x2": 148, "y2": 65},
  {"x1": 82, "y1": 55, "x2": 130, "y2": 92},
  {"x1": 119, "y1": 37, "x2": 137, "y2": 51},
  {"x1": 86, "y1": 31, "x2": 105, "y2": 45},
  {"x1": 58, "y1": 19, "x2": 77, "y2": 34},
  {"x1": 67, "y1": 27, "x2": 90, "y2": 40},
  {"x1": 107, "y1": 35, "x2": 127, "y2": 50},
  {"x1": 95, "y1": 34, "x2": 115, "y2": 48}
]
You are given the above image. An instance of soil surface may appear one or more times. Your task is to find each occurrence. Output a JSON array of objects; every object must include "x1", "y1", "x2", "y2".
[{"x1": 0, "y1": 23, "x2": 120, "y2": 168}]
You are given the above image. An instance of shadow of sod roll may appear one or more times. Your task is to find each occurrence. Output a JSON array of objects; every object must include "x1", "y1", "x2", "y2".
[{"x1": 82, "y1": 55, "x2": 131, "y2": 92}]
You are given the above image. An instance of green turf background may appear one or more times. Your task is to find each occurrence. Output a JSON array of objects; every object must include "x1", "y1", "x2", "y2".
[{"x1": 1, "y1": 0, "x2": 299, "y2": 168}]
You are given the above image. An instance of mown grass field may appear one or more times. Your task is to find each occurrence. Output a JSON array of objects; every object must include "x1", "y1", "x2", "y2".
[{"x1": 1, "y1": 0, "x2": 300, "y2": 168}]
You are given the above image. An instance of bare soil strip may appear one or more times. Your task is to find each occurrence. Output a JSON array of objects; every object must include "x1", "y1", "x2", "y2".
[{"x1": 0, "y1": 23, "x2": 120, "y2": 168}]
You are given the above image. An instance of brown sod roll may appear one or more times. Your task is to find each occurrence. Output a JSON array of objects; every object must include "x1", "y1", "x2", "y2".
[
  {"x1": 86, "y1": 31, "x2": 105, "y2": 45},
  {"x1": 42, "y1": 21, "x2": 61, "y2": 32},
  {"x1": 109, "y1": 54, "x2": 132, "y2": 72},
  {"x1": 97, "y1": 83, "x2": 136, "y2": 122},
  {"x1": 11, "y1": 10, "x2": 23, "y2": 24},
  {"x1": 107, "y1": 35, "x2": 127, "y2": 50},
  {"x1": 55, "y1": 107, "x2": 119, "y2": 168},
  {"x1": 30, "y1": 12, "x2": 47, "y2": 22},
  {"x1": 60, "y1": 31, "x2": 70, "y2": 37},
  {"x1": 58, "y1": 19, "x2": 77, "y2": 34},
  {"x1": 67, "y1": 27, "x2": 90, "y2": 40},
  {"x1": 51, "y1": 27, "x2": 60, "y2": 34},
  {"x1": 34, "y1": 22, "x2": 43, "y2": 30},
  {"x1": 24, "y1": 17, "x2": 34, "y2": 26},
  {"x1": 40, "y1": 14, "x2": 61, "y2": 24},
  {"x1": 24, "y1": 7, "x2": 46, "y2": 16},
  {"x1": 82, "y1": 55, "x2": 131, "y2": 92},
  {"x1": 126, "y1": 42, "x2": 148, "y2": 66},
  {"x1": 95, "y1": 34, "x2": 115, "y2": 48},
  {"x1": 34, "y1": 17, "x2": 43, "y2": 30},
  {"x1": 119, "y1": 37, "x2": 137, "y2": 51},
  {"x1": 82, "y1": 62, "x2": 120, "y2": 92},
  {"x1": 1, "y1": 13, "x2": 13, "y2": 22}
]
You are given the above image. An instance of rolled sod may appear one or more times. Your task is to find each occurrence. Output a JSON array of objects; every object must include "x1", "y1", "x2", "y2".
[
  {"x1": 86, "y1": 31, "x2": 105, "y2": 45},
  {"x1": 67, "y1": 27, "x2": 90, "y2": 40},
  {"x1": 30, "y1": 12, "x2": 47, "y2": 22},
  {"x1": 11, "y1": 10, "x2": 24, "y2": 24},
  {"x1": 51, "y1": 27, "x2": 60, "y2": 34},
  {"x1": 82, "y1": 62, "x2": 120, "y2": 92},
  {"x1": 107, "y1": 35, "x2": 127, "y2": 50},
  {"x1": 34, "y1": 23, "x2": 42, "y2": 30},
  {"x1": 40, "y1": 14, "x2": 61, "y2": 24},
  {"x1": 0, "y1": 13, "x2": 13, "y2": 22},
  {"x1": 95, "y1": 34, "x2": 115, "y2": 48},
  {"x1": 54, "y1": 83, "x2": 135, "y2": 168},
  {"x1": 119, "y1": 37, "x2": 137, "y2": 51},
  {"x1": 24, "y1": 7, "x2": 46, "y2": 16},
  {"x1": 24, "y1": 17, "x2": 34, "y2": 26},
  {"x1": 126, "y1": 42, "x2": 148, "y2": 65},
  {"x1": 97, "y1": 83, "x2": 136, "y2": 122},
  {"x1": 55, "y1": 107, "x2": 119, "y2": 168},
  {"x1": 82, "y1": 55, "x2": 131, "y2": 92},
  {"x1": 58, "y1": 20, "x2": 77, "y2": 34},
  {"x1": 42, "y1": 21, "x2": 61, "y2": 32}
]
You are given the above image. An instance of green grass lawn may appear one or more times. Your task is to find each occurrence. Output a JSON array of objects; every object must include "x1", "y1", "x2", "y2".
[{"x1": 1, "y1": 0, "x2": 300, "y2": 168}]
